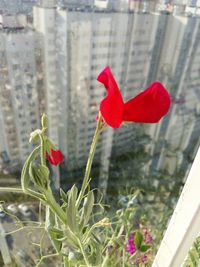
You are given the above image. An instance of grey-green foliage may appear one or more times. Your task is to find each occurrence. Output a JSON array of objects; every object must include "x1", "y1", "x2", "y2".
[{"x1": 183, "y1": 236, "x2": 200, "y2": 267}]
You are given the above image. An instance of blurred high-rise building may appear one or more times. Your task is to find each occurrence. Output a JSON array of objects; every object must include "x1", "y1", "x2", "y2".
[
  {"x1": 148, "y1": 15, "x2": 200, "y2": 173},
  {"x1": 0, "y1": 14, "x2": 40, "y2": 171},
  {"x1": 33, "y1": 0, "x2": 171, "y2": 191},
  {"x1": 33, "y1": 1, "x2": 130, "y2": 185}
]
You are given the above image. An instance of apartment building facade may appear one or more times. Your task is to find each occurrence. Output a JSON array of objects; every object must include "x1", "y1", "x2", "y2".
[{"x1": 0, "y1": 15, "x2": 40, "y2": 170}]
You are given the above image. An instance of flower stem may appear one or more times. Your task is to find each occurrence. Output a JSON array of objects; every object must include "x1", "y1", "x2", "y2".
[
  {"x1": 63, "y1": 255, "x2": 69, "y2": 267},
  {"x1": 0, "y1": 187, "x2": 23, "y2": 193},
  {"x1": 0, "y1": 187, "x2": 45, "y2": 201},
  {"x1": 39, "y1": 133, "x2": 46, "y2": 166},
  {"x1": 78, "y1": 239, "x2": 91, "y2": 267},
  {"x1": 76, "y1": 114, "x2": 103, "y2": 207},
  {"x1": 101, "y1": 253, "x2": 109, "y2": 267}
]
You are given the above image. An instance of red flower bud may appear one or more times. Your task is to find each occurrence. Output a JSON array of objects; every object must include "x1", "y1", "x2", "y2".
[{"x1": 46, "y1": 148, "x2": 64, "y2": 166}]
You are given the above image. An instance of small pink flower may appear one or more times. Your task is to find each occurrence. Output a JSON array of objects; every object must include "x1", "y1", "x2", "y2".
[
  {"x1": 143, "y1": 228, "x2": 153, "y2": 244},
  {"x1": 135, "y1": 254, "x2": 149, "y2": 264},
  {"x1": 126, "y1": 234, "x2": 137, "y2": 255}
]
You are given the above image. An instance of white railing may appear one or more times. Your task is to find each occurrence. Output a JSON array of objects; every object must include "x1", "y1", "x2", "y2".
[{"x1": 152, "y1": 146, "x2": 200, "y2": 267}]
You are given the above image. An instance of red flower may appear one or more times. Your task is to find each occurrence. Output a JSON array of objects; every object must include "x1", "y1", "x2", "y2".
[
  {"x1": 46, "y1": 148, "x2": 64, "y2": 166},
  {"x1": 97, "y1": 66, "x2": 171, "y2": 128}
]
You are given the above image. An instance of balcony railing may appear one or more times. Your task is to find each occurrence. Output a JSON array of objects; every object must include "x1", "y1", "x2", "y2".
[{"x1": 152, "y1": 146, "x2": 200, "y2": 267}]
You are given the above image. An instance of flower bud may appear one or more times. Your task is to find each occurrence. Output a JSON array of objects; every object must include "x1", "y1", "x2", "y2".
[
  {"x1": 29, "y1": 129, "x2": 42, "y2": 143},
  {"x1": 41, "y1": 114, "x2": 48, "y2": 129}
]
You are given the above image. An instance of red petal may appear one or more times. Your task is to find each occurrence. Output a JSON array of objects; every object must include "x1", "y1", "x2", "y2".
[
  {"x1": 97, "y1": 66, "x2": 124, "y2": 128},
  {"x1": 123, "y1": 82, "x2": 170, "y2": 123},
  {"x1": 46, "y1": 149, "x2": 64, "y2": 166},
  {"x1": 51, "y1": 149, "x2": 64, "y2": 166},
  {"x1": 46, "y1": 152, "x2": 54, "y2": 165}
]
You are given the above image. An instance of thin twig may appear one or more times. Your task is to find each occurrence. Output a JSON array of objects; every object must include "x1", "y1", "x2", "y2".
[
  {"x1": 35, "y1": 252, "x2": 59, "y2": 267},
  {"x1": 4, "y1": 225, "x2": 44, "y2": 236}
]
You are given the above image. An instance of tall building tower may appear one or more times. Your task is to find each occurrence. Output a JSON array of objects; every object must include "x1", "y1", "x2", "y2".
[
  {"x1": 33, "y1": 1, "x2": 131, "y2": 189},
  {"x1": 148, "y1": 14, "x2": 200, "y2": 173},
  {"x1": 112, "y1": 11, "x2": 162, "y2": 157},
  {"x1": 33, "y1": 1, "x2": 128, "y2": 158},
  {"x1": 33, "y1": 0, "x2": 69, "y2": 161},
  {"x1": 33, "y1": 0, "x2": 59, "y2": 146},
  {"x1": 0, "y1": 14, "x2": 40, "y2": 170},
  {"x1": 162, "y1": 18, "x2": 200, "y2": 173}
]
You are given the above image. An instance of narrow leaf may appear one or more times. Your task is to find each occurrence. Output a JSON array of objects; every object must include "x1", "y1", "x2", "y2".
[
  {"x1": 60, "y1": 188, "x2": 68, "y2": 203},
  {"x1": 59, "y1": 226, "x2": 79, "y2": 250},
  {"x1": 80, "y1": 190, "x2": 94, "y2": 227},
  {"x1": 140, "y1": 245, "x2": 151, "y2": 252},
  {"x1": 48, "y1": 227, "x2": 63, "y2": 253},
  {"x1": 66, "y1": 185, "x2": 78, "y2": 232},
  {"x1": 45, "y1": 206, "x2": 55, "y2": 229},
  {"x1": 21, "y1": 146, "x2": 40, "y2": 191},
  {"x1": 134, "y1": 231, "x2": 143, "y2": 250}
]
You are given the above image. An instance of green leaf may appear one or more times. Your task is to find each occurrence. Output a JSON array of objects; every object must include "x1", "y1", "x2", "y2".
[
  {"x1": 38, "y1": 164, "x2": 49, "y2": 189},
  {"x1": 66, "y1": 185, "x2": 78, "y2": 232},
  {"x1": 134, "y1": 231, "x2": 143, "y2": 250},
  {"x1": 140, "y1": 245, "x2": 151, "y2": 252},
  {"x1": 21, "y1": 146, "x2": 40, "y2": 191},
  {"x1": 39, "y1": 164, "x2": 49, "y2": 179},
  {"x1": 46, "y1": 207, "x2": 63, "y2": 253},
  {"x1": 60, "y1": 188, "x2": 68, "y2": 203},
  {"x1": 189, "y1": 251, "x2": 197, "y2": 266},
  {"x1": 48, "y1": 227, "x2": 63, "y2": 253},
  {"x1": 94, "y1": 241, "x2": 102, "y2": 265},
  {"x1": 59, "y1": 226, "x2": 79, "y2": 250},
  {"x1": 80, "y1": 190, "x2": 94, "y2": 227},
  {"x1": 45, "y1": 206, "x2": 55, "y2": 229},
  {"x1": 29, "y1": 163, "x2": 49, "y2": 190},
  {"x1": 29, "y1": 163, "x2": 42, "y2": 188}
]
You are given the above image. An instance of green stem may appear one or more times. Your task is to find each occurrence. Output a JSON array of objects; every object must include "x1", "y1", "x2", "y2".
[
  {"x1": 76, "y1": 114, "x2": 103, "y2": 207},
  {"x1": 35, "y1": 252, "x2": 59, "y2": 267},
  {"x1": 63, "y1": 255, "x2": 69, "y2": 267},
  {"x1": 44, "y1": 187, "x2": 67, "y2": 225},
  {"x1": 101, "y1": 253, "x2": 109, "y2": 267},
  {"x1": 0, "y1": 187, "x2": 45, "y2": 201},
  {"x1": 0, "y1": 187, "x2": 23, "y2": 193},
  {"x1": 122, "y1": 248, "x2": 125, "y2": 267},
  {"x1": 39, "y1": 133, "x2": 46, "y2": 166},
  {"x1": 78, "y1": 239, "x2": 91, "y2": 267},
  {"x1": 1, "y1": 187, "x2": 66, "y2": 233},
  {"x1": 27, "y1": 188, "x2": 45, "y2": 201}
]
